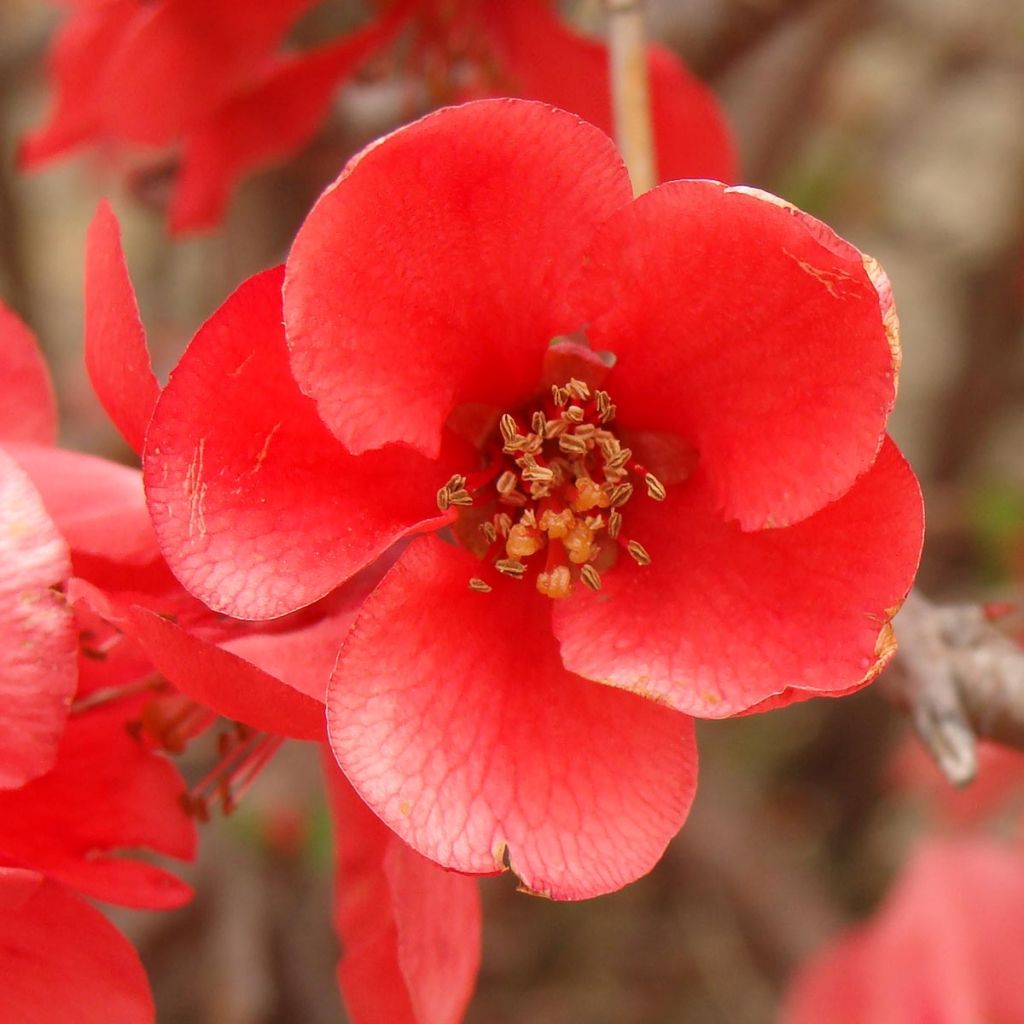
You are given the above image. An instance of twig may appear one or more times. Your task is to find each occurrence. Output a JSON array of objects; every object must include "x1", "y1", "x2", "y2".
[
  {"x1": 884, "y1": 589, "x2": 1024, "y2": 785},
  {"x1": 605, "y1": 0, "x2": 656, "y2": 195}
]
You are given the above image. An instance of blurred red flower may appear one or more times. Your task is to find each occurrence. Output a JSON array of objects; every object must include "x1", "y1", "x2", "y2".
[
  {"x1": 783, "y1": 839, "x2": 1024, "y2": 1024},
  {"x1": 143, "y1": 99, "x2": 923, "y2": 900},
  {"x1": 21, "y1": 0, "x2": 736, "y2": 232},
  {"x1": 0, "y1": 298, "x2": 194, "y2": 1023}
]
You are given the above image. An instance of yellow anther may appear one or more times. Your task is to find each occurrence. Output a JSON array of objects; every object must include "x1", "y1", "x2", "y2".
[
  {"x1": 506, "y1": 523, "x2": 544, "y2": 559},
  {"x1": 572, "y1": 476, "x2": 609, "y2": 512},
  {"x1": 536, "y1": 565, "x2": 572, "y2": 599},
  {"x1": 540, "y1": 508, "x2": 575, "y2": 539},
  {"x1": 562, "y1": 520, "x2": 595, "y2": 564},
  {"x1": 580, "y1": 564, "x2": 602, "y2": 591},
  {"x1": 468, "y1": 578, "x2": 492, "y2": 593}
]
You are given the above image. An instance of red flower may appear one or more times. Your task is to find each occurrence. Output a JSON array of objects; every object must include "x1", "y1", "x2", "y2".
[
  {"x1": 0, "y1": 295, "x2": 196, "y2": 1023},
  {"x1": 23, "y1": 0, "x2": 736, "y2": 232},
  {"x1": 144, "y1": 99, "x2": 923, "y2": 899},
  {"x1": 783, "y1": 839, "x2": 1024, "y2": 1024}
]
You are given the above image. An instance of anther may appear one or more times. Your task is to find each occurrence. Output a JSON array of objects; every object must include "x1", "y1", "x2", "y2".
[
  {"x1": 494, "y1": 513, "x2": 512, "y2": 537},
  {"x1": 644, "y1": 472, "x2": 667, "y2": 501},
  {"x1": 521, "y1": 464, "x2": 554, "y2": 484},
  {"x1": 495, "y1": 558, "x2": 527, "y2": 579},
  {"x1": 531, "y1": 410, "x2": 547, "y2": 435},
  {"x1": 564, "y1": 405, "x2": 585, "y2": 423},
  {"x1": 609, "y1": 482, "x2": 634, "y2": 508},
  {"x1": 536, "y1": 564, "x2": 572, "y2": 599},
  {"x1": 551, "y1": 385, "x2": 568, "y2": 406},
  {"x1": 608, "y1": 508, "x2": 623, "y2": 538},
  {"x1": 566, "y1": 378, "x2": 590, "y2": 400},
  {"x1": 543, "y1": 418, "x2": 569, "y2": 439},
  {"x1": 499, "y1": 413, "x2": 519, "y2": 445},
  {"x1": 480, "y1": 521, "x2": 497, "y2": 543},
  {"x1": 580, "y1": 564, "x2": 602, "y2": 591},
  {"x1": 468, "y1": 578, "x2": 492, "y2": 593},
  {"x1": 558, "y1": 433, "x2": 589, "y2": 455},
  {"x1": 496, "y1": 469, "x2": 519, "y2": 495},
  {"x1": 627, "y1": 540, "x2": 652, "y2": 566}
]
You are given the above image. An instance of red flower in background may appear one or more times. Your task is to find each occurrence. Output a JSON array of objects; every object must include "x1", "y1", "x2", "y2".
[
  {"x1": 783, "y1": 839, "x2": 1024, "y2": 1024},
  {"x1": 0, "y1": 299, "x2": 194, "y2": 1023},
  {"x1": 143, "y1": 99, "x2": 923, "y2": 900},
  {"x1": 0, "y1": 204, "x2": 482, "y2": 1024},
  {"x1": 22, "y1": 0, "x2": 736, "y2": 232}
]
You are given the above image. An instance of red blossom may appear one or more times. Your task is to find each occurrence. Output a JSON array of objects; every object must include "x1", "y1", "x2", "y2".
[
  {"x1": 0, "y1": 302, "x2": 76, "y2": 788},
  {"x1": 23, "y1": 0, "x2": 736, "y2": 232},
  {"x1": 144, "y1": 99, "x2": 923, "y2": 899},
  {"x1": 0, "y1": 869, "x2": 155, "y2": 1024},
  {"x1": 783, "y1": 839, "x2": 1024, "y2": 1024}
]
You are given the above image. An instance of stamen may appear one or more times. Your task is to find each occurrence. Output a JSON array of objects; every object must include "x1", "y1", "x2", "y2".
[
  {"x1": 499, "y1": 413, "x2": 519, "y2": 445},
  {"x1": 558, "y1": 433, "x2": 589, "y2": 455},
  {"x1": 627, "y1": 540, "x2": 652, "y2": 566},
  {"x1": 496, "y1": 469, "x2": 519, "y2": 495},
  {"x1": 536, "y1": 564, "x2": 572, "y2": 599},
  {"x1": 445, "y1": 379, "x2": 670, "y2": 598},
  {"x1": 609, "y1": 482, "x2": 634, "y2": 507},
  {"x1": 644, "y1": 472, "x2": 667, "y2": 501},
  {"x1": 495, "y1": 558, "x2": 527, "y2": 579},
  {"x1": 437, "y1": 473, "x2": 472, "y2": 510},
  {"x1": 506, "y1": 522, "x2": 544, "y2": 558},
  {"x1": 562, "y1": 520, "x2": 595, "y2": 564},
  {"x1": 608, "y1": 508, "x2": 623, "y2": 538},
  {"x1": 565, "y1": 378, "x2": 591, "y2": 401}
]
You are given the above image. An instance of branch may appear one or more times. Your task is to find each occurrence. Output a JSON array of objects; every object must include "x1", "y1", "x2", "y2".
[
  {"x1": 884, "y1": 589, "x2": 1024, "y2": 785},
  {"x1": 605, "y1": 0, "x2": 656, "y2": 196}
]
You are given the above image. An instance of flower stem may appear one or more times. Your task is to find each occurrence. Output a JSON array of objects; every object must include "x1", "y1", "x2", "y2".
[{"x1": 605, "y1": 0, "x2": 656, "y2": 196}]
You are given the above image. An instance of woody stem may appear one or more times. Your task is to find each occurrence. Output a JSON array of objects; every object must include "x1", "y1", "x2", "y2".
[{"x1": 605, "y1": 0, "x2": 656, "y2": 196}]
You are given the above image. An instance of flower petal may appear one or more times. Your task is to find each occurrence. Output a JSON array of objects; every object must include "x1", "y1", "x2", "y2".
[
  {"x1": 0, "y1": 450, "x2": 76, "y2": 789},
  {"x1": 328, "y1": 534, "x2": 698, "y2": 900},
  {"x1": 144, "y1": 265, "x2": 456, "y2": 619},
  {"x1": 0, "y1": 871, "x2": 155, "y2": 1024},
  {"x1": 0, "y1": 701, "x2": 195, "y2": 909},
  {"x1": 18, "y1": 3, "x2": 135, "y2": 166},
  {"x1": 784, "y1": 840, "x2": 1024, "y2": 1024},
  {"x1": 125, "y1": 606, "x2": 325, "y2": 740},
  {"x1": 572, "y1": 180, "x2": 901, "y2": 529},
  {"x1": 84, "y1": 201, "x2": 158, "y2": 454},
  {"x1": 0, "y1": 300, "x2": 56, "y2": 445},
  {"x1": 94, "y1": 0, "x2": 317, "y2": 145},
  {"x1": 482, "y1": 0, "x2": 737, "y2": 184},
  {"x1": 285, "y1": 98, "x2": 633, "y2": 458},
  {"x1": 327, "y1": 756, "x2": 481, "y2": 1024},
  {"x1": 554, "y1": 437, "x2": 923, "y2": 718},
  {"x1": 170, "y1": 16, "x2": 399, "y2": 233},
  {"x1": 9, "y1": 444, "x2": 158, "y2": 566}
]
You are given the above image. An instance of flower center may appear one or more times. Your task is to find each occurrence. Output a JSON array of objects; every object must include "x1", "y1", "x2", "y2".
[{"x1": 437, "y1": 379, "x2": 665, "y2": 599}]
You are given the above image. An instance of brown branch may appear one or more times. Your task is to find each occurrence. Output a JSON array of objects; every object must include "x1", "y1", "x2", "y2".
[
  {"x1": 884, "y1": 589, "x2": 1024, "y2": 784},
  {"x1": 605, "y1": 0, "x2": 656, "y2": 195}
]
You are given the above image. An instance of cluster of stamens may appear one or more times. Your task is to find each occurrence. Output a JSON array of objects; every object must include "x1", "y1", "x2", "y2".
[{"x1": 437, "y1": 378, "x2": 665, "y2": 599}]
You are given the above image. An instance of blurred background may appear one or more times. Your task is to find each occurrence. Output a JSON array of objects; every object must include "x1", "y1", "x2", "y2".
[{"x1": 2, "y1": 0, "x2": 1023, "y2": 1021}]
